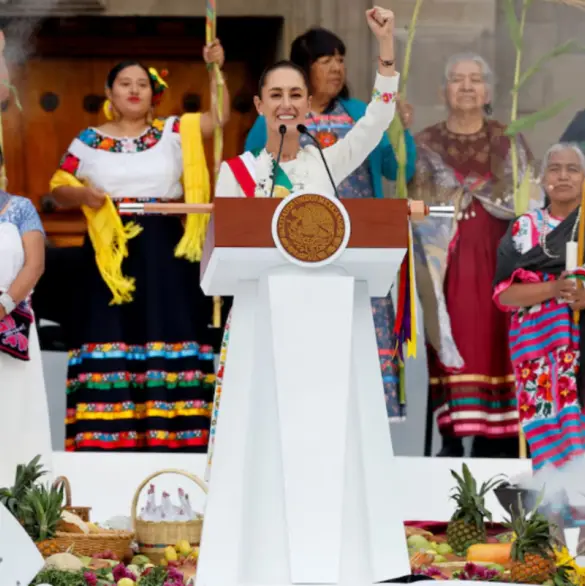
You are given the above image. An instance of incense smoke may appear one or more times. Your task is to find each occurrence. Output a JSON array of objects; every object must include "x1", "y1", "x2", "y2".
[
  {"x1": 1, "y1": 0, "x2": 62, "y2": 66},
  {"x1": 511, "y1": 456, "x2": 585, "y2": 521}
]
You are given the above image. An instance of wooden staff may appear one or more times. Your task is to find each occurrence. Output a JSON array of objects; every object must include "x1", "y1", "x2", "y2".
[
  {"x1": 206, "y1": 0, "x2": 225, "y2": 329},
  {"x1": 0, "y1": 31, "x2": 8, "y2": 192},
  {"x1": 574, "y1": 181, "x2": 585, "y2": 326}
]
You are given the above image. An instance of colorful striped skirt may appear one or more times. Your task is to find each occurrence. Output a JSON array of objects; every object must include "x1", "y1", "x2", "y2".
[
  {"x1": 515, "y1": 344, "x2": 585, "y2": 471},
  {"x1": 64, "y1": 215, "x2": 216, "y2": 451}
]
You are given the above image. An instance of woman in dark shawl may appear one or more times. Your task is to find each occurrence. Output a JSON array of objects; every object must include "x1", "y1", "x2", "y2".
[{"x1": 494, "y1": 142, "x2": 585, "y2": 472}]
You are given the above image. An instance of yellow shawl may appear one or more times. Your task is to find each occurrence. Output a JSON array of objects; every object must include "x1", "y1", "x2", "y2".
[{"x1": 49, "y1": 113, "x2": 210, "y2": 305}]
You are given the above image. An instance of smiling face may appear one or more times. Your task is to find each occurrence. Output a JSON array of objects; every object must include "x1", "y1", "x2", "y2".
[
  {"x1": 254, "y1": 66, "x2": 311, "y2": 135},
  {"x1": 544, "y1": 148, "x2": 584, "y2": 206},
  {"x1": 310, "y1": 51, "x2": 345, "y2": 101},
  {"x1": 445, "y1": 59, "x2": 489, "y2": 114},
  {"x1": 107, "y1": 64, "x2": 153, "y2": 121}
]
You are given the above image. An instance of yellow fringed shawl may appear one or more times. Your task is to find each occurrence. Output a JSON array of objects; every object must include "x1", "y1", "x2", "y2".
[
  {"x1": 49, "y1": 170, "x2": 142, "y2": 305},
  {"x1": 175, "y1": 113, "x2": 211, "y2": 261},
  {"x1": 49, "y1": 113, "x2": 211, "y2": 304}
]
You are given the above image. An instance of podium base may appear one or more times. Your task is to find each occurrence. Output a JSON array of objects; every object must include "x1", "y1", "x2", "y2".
[{"x1": 197, "y1": 266, "x2": 409, "y2": 586}]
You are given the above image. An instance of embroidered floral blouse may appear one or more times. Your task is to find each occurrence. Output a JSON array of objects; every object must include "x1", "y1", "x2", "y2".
[
  {"x1": 57, "y1": 117, "x2": 183, "y2": 201},
  {"x1": 493, "y1": 209, "x2": 577, "y2": 367}
]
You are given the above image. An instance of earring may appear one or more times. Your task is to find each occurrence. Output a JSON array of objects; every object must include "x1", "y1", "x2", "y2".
[{"x1": 103, "y1": 99, "x2": 118, "y2": 121}]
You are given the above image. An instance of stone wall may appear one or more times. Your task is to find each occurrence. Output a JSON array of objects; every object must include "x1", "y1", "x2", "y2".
[{"x1": 100, "y1": 0, "x2": 585, "y2": 160}]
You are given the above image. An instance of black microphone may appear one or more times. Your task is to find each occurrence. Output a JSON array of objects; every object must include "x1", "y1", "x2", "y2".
[
  {"x1": 269, "y1": 124, "x2": 287, "y2": 198},
  {"x1": 297, "y1": 123, "x2": 340, "y2": 199}
]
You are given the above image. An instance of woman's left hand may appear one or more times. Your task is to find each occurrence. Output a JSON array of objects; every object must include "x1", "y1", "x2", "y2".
[
  {"x1": 366, "y1": 6, "x2": 395, "y2": 41},
  {"x1": 204, "y1": 39, "x2": 225, "y2": 69},
  {"x1": 567, "y1": 284, "x2": 585, "y2": 310}
]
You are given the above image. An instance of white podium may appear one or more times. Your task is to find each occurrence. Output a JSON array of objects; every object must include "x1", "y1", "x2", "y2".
[{"x1": 197, "y1": 193, "x2": 412, "y2": 586}]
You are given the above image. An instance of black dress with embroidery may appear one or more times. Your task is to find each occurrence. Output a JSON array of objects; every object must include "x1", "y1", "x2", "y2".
[{"x1": 48, "y1": 117, "x2": 218, "y2": 452}]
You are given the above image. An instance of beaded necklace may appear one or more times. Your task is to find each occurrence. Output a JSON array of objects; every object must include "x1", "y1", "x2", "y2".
[{"x1": 539, "y1": 206, "x2": 581, "y2": 259}]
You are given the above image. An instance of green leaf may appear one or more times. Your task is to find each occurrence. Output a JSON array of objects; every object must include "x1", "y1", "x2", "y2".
[
  {"x1": 505, "y1": 99, "x2": 572, "y2": 136},
  {"x1": 504, "y1": 0, "x2": 522, "y2": 50},
  {"x1": 516, "y1": 40, "x2": 583, "y2": 90}
]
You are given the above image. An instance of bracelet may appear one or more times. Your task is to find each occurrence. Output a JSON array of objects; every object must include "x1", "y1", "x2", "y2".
[
  {"x1": 0, "y1": 292, "x2": 16, "y2": 314},
  {"x1": 379, "y1": 57, "x2": 395, "y2": 67}
]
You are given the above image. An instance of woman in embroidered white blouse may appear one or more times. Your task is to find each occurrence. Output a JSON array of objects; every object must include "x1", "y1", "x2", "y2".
[
  {"x1": 214, "y1": 5, "x2": 399, "y2": 200},
  {"x1": 206, "y1": 5, "x2": 399, "y2": 477}
]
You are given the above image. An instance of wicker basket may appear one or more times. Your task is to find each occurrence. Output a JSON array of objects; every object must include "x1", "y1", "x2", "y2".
[
  {"x1": 36, "y1": 529, "x2": 135, "y2": 559},
  {"x1": 53, "y1": 475, "x2": 92, "y2": 522},
  {"x1": 132, "y1": 468, "x2": 207, "y2": 563}
]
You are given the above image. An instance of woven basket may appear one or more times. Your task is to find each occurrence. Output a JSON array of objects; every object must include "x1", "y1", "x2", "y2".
[
  {"x1": 53, "y1": 475, "x2": 92, "y2": 522},
  {"x1": 36, "y1": 529, "x2": 134, "y2": 559},
  {"x1": 132, "y1": 468, "x2": 207, "y2": 563}
]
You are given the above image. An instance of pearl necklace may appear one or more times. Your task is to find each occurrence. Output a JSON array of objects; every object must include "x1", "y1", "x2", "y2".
[{"x1": 539, "y1": 206, "x2": 581, "y2": 259}]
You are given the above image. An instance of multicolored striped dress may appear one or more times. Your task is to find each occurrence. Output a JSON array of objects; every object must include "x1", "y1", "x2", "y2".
[{"x1": 493, "y1": 209, "x2": 585, "y2": 470}]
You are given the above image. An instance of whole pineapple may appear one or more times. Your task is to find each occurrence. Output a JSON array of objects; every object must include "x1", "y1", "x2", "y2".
[
  {"x1": 446, "y1": 463, "x2": 503, "y2": 556},
  {"x1": 0, "y1": 455, "x2": 46, "y2": 517},
  {"x1": 19, "y1": 481, "x2": 65, "y2": 542},
  {"x1": 507, "y1": 498, "x2": 555, "y2": 584}
]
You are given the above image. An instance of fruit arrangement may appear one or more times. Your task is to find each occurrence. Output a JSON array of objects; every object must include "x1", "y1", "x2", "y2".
[
  {"x1": 159, "y1": 540, "x2": 199, "y2": 582},
  {"x1": 30, "y1": 549, "x2": 193, "y2": 586},
  {"x1": 404, "y1": 464, "x2": 585, "y2": 585}
]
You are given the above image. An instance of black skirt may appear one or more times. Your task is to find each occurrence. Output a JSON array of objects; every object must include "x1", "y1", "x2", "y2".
[{"x1": 60, "y1": 215, "x2": 217, "y2": 452}]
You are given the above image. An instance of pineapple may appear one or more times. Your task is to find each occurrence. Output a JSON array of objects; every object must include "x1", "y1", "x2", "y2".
[
  {"x1": 0, "y1": 455, "x2": 46, "y2": 517},
  {"x1": 507, "y1": 497, "x2": 555, "y2": 584},
  {"x1": 446, "y1": 463, "x2": 503, "y2": 556},
  {"x1": 19, "y1": 481, "x2": 65, "y2": 542}
]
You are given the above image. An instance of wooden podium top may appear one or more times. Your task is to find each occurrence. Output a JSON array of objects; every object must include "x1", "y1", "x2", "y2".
[{"x1": 209, "y1": 198, "x2": 409, "y2": 249}]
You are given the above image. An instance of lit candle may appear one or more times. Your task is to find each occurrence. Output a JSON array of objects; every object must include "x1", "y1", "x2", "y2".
[{"x1": 566, "y1": 241, "x2": 578, "y2": 271}]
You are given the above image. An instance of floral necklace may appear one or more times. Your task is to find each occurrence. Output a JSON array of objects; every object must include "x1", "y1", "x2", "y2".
[
  {"x1": 539, "y1": 206, "x2": 581, "y2": 259},
  {"x1": 253, "y1": 148, "x2": 309, "y2": 198}
]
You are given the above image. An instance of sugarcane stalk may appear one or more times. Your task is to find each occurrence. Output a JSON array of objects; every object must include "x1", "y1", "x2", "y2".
[{"x1": 510, "y1": 0, "x2": 528, "y2": 215}]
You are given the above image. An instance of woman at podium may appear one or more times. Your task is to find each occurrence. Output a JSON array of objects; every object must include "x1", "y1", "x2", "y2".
[
  {"x1": 244, "y1": 25, "x2": 416, "y2": 425},
  {"x1": 207, "y1": 4, "x2": 400, "y2": 474},
  {"x1": 46, "y1": 43, "x2": 229, "y2": 452}
]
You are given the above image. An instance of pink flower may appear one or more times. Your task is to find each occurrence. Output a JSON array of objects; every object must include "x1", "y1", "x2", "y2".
[
  {"x1": 518, "y1": 390, "x2": 536, "y2": 421},
  {"x1": 84, "y1": 572, "x2": 98, "y2": 586}
]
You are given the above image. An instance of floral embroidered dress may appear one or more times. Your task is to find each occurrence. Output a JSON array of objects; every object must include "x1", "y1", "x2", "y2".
[
  {"x1": 494, "y1": 209, "x2": 585, "y2": 471},
  {"x1": 55, "y1": 117, "x2": 216, "y2": 452},
  {"x1": 0, "y1": 193, "x2": 53, "y2": 484},
  {"x1": 303, "y1": 100, "x2": 403, "y2": 422}
]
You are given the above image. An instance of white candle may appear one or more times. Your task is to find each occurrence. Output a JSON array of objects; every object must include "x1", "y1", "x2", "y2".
[{"x1": 566, "y1": 241, "x2": 578, "y2": 270}]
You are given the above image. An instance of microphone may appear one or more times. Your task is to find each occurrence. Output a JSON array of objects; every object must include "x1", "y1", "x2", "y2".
[
  {"x1": 269, "y1": 124, "x2": 287, "y2": 198},
  {"x1": 297, "y1": 123, "x2": 340, "y2": 199}
]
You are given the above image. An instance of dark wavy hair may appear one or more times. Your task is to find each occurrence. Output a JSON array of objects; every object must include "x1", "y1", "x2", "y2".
[
  {"x1": 290, "y1": 27, "x2": 350, "y2": 101},
  {"x1": 257, "y1": 60, "x2": 311, "y2": 95}
]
